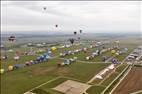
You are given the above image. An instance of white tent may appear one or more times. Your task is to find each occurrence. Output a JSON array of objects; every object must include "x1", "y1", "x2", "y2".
[
  {"x1": 92, "y1": 52, "x2": 97, "y2": 56},
  {"x1": 86, "y1": 57, "x2": 90, "y2": 60},
  {"x1": 95, "y1": 75, "x2": 103, "y2": 79},
  {"x1": 8, "y1": 49, "x2": 14, "y2": 52},
  {"x1": 108, "y1": 64, "x2": 115, "y2": 69},
  {"x1": 14, "y1": 56, "x2": 20, "y2": 60}
]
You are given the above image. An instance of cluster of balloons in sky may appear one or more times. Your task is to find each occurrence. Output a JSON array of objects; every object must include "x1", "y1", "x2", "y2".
[{"x1": 8, "y1": 6, "x2": 83, "y2": 44}]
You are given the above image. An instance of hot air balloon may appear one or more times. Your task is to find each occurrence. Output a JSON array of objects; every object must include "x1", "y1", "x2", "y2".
[
  {"x1": 8, "y1": 36, "x2": 16, "y2": 42},
  {"x1": 79, "y1": 30, "x2": 82, "y2": 33},
  {"x1": 74, "y1": 32, "x2": 77, "y2": 35},
  {"x1": 51, "y1": 47, "x2": 57, "y2": 51},
  {"x1": 8, "y1": 65, "x2": 14, "y2": 71},
  {"x1": 78, "y1": 37, "x2": 80, "y2": 40},
  {"x1": 69, "y1": 38, "x2": 75, "y2": 44},
  {"x1": 102, "y1": 56, "x2": 107, "y2": 62},
  {"x1": 55, "y1": 24, "x2": 58, "y2": 28},
  {"x1": 111, "y1": 50, "x2": 116, "y2": 54},
  {"x1": 96, "y1": 49, "x2": 101, "y2": 55},
  {"x1": 14, "y1": 56, "x2": 20, "y2": 61},
  {"x1": 2, "y1": 55, "x2": 8, "y2": 60},
  {"x1": 43, "y1": 7, "x2": 47, "y2": 10},
  {"x1": 15, "y1": 50, "x2": 21, "y2": 56}
]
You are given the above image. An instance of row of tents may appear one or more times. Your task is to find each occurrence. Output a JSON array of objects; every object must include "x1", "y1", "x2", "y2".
[
  {"x1": 95, "y1": 48, "x2": 129, "y2": 80},
  {"x1": 1, "y1": 46, "x2": 57, "y2": 60},
  {"x1": 59, "y1": 43, "x2": 102, "y2": 57},
  {"x1": 0, "y1": 51, "x2": 53, "y2": 74},
  {"x1": 127, "y1": 46, "x2": 142, "y2": 62},
  {"x1": 59, "y1": 47, "x2": 89, "y2": 57},
  {"x1": 95, "y1": 64, "x2": 116, "y2": 80},
  {"x1": 85, "y1": 47, "x2": 115, "y2": 60},
  {"x1": 86, "y1": 47, "x2": 128, "y2": 62},
  {"x1": 57, "y1": 57, "x2": 78, "y2": 67},
  {"x1": 0, "y1": 44, "x2": 82, "y2": 74}
]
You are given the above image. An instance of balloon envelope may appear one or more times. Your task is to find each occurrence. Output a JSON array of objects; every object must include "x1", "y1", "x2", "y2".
[
  {"x1": 8, "y1": 65, "x2": 13, "y2": 71},
  {"x1": 111, "y1": 50, "x2": 116, "y2": 54},
  {"x1": 51, "y1": 47, "x2": 57, "y2": 51},
  {"x1": 55, "y1": 24, "x2": 58, "y2": 27},
  {"x1": 8, "y1": 36, "x2": 16, "y2": 41},
  {"x1": 0, "y1": 69, "x2": 4, "y2": 74},
  {"x1": 79, "y1": 30, "x2": 82, "y2": 33},
  {"x1": 43, "y1": 7, "x2": 46, "y2": 10},
  {"x1": 115, "y1": 52, "x2": 119, "y2": 56},
  {"x1": 69, "y1": 38, "x2": 75, "y2": 44},
  {"x1": 74, "y1": 32, "x2": 77, "y2": 35}
]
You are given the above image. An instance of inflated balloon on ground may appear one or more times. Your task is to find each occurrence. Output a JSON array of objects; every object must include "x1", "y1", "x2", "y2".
[
  {"x1": 8, "y1": 65, "x2": 14, "y2": 71},
  {"x1": 111, "y1": 50, "x2": 116, "y2": 54},
  {"x1": 0, "y1": 69, "x2": 4, "y2": 74},
  {"x1": 51, "y1": 47, "x2": 57, "y2": 51}
]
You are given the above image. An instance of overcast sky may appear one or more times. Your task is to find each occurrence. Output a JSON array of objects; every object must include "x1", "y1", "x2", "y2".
[{"x1": 1, "y1": 1, "x2": 142, "y2": 33}]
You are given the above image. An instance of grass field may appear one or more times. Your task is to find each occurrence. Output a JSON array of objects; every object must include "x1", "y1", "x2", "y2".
[
  {"x1": 63, "y1": 45, "x2": 113, "y2": 62},
  {"x1": 86, "y1": 85, "x2": 106, "y2": 94},
  {"x1": 86, "y1": 64, "x2": 128, "y2": 94},
  {"x1": 114, "y1": 48, "x2": 134, "y2": 62},
  {"x1": 52, "y1": 44, "x2": 84, "y2": 56},
  {"x1": 27, "y1": 62, "x2": 129, "y2": 94},
  {"x1": 32, "y1": 78, "x2": 67, "y2": 94},
  {"x1": 0, "y1": 58, "x2": 109, "y2": 94},
  {"x1": 1, "y1": 37, "x2": 141, "y2": 94},
  {"x1": 101, "y1": 64, "x2": 127, "y2": 86},
  {"x1": 0, "y1": 44, "x2": 84, "y2": 69},
  {"x1": 1, "y1": 55, "x2": 37, "y2": 69},
  {"x1": 63, "y1": 47, "x2": 96, "y2": 60}
]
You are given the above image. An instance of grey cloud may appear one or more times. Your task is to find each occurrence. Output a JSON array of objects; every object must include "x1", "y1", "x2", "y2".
[{"x1": 1, "y1": 1, "x2": 141, "y2": 33}]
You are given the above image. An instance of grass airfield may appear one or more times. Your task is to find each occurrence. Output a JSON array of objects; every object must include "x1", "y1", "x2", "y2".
[{"x1": 0, "y1": 34, "x2": 141, "y2": 94}]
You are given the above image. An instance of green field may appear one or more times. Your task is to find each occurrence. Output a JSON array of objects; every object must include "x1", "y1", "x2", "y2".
[
  {"x1": 63, "y1": 44, "x2": 113, "y2": 62},
  {"x1": 32, "y1": 78, "x2": 67, "y2": 94},
  {"x1": 63, "y1": 47, "x2": 96, "y2": 60},
  {"x1": 1, "y1": 58, "x2": 109, "y2": 94},
  {"x1": 52, "y1": 44, "x2": 84, "y2": 56},
  {"x1": 101, "y1": 64, "x2": 127, "y2": 86},
  {"x1": 1, "y1": 55, "x2": 37, "y2": 69},
  {"x1": 86, "y1": 85, "x2": 106, "y2": 94},
  {"x1": 0, "y1": 44, "x2": 84, "y2": 69},
  {"x1": 1, "y1": 37, "x2": 140, "y2": 94},
  {"x1": 86, "y1": 64, "x2": 128, "y2": 94}
]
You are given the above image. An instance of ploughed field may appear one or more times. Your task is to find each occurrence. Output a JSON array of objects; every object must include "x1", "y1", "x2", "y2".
[{"x1": 112, "y1": 66, "x2": 142, "y2": 94}]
